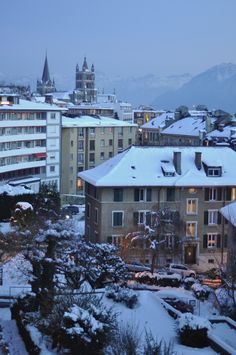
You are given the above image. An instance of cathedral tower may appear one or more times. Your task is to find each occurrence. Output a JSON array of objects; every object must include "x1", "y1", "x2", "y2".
[
  {"x1": 75, "y1": 57, "x2": 96, "y2": 102},
  {"x1": 37, "y1": 54, "x2": 56, "y2": 95}
]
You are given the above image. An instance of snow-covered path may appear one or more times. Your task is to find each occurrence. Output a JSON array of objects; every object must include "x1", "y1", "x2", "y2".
[{"x1": 0, "y1": 309, "x2": 28, "y2": 355}]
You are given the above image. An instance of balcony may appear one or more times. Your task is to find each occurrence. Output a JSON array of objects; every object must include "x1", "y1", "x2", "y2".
[{"x1": 183, "y1": 236, "x2": 199, "y2": 244}]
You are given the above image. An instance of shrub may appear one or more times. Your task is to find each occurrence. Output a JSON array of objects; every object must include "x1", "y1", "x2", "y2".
[
  {"x1": 105, "y1": 285, "x2": 138, "y2": 308},
  {"x1": 143, "y1": 331, "x2": 173, "y2": 355},
  {"x1": 178, "y1": 313, "x2": 211, "y2": 348},
  {"x1": 108, "y1": 322, "x2": 141, "y2": 355},
  {"x1": 191, "y1": 283, "x2": 210, "y2": 300}
]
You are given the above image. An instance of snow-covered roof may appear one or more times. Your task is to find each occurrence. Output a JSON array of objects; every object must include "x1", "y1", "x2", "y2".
[
  {"x1": 220, "y1": 201, "x2": 236, "y2": 227},
  {"x1": 79, "y1": 146, "x2": 236, "y2": 187},
  {"x1": 62, "y1": 115, "x2": 137, "y2": 128},
  {"x1": 161, "y1": 116, "x2": 214, "y2": 137},
  {"x1": 141, "y1": 112, "x2": 174, "y2": 129},
  {"x1": 73, "y1": 102, "x2": 114, "y2": 110},
  {"x1": 0, "y1": 99, "x2": 64, "y2": 111},
  {"x1": 0, "y1": 184, "x2": 35, "y2": 196},
  {"x1": 206, "y1": 125, "x2": 236, "y2": 140}
]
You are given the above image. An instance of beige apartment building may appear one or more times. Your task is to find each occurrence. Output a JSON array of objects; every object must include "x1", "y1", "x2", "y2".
[
  {"x1": 61, "y1": 115, "x2": 137, "y2": 198},
  {"x1": 79, "y1": 146, "x2": 236, "y2": 271}
]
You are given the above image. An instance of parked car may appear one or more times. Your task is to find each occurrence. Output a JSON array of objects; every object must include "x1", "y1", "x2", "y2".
[{"x1": 166, "y1": 263, "x2": 196, "y2": 278}]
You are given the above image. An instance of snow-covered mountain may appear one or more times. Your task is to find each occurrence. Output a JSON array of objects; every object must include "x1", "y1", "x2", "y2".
[
  {"x1": 152, "y1": 63, "x2": 236, "y2": 113},
  {"x1": 96, "y1": 71, "x2": 192, "y2": 107}
]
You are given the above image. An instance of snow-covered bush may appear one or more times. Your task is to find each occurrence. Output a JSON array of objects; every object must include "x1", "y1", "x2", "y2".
[
  {"x1": 54, "y1": 299, "x2": 116, "y2": 355},
  {"x1": 183, "y1": 276, "x2": 195, "y2": 290},
  {"x1": 108, "y1": 322, "x2": 141, "y2": 355},
  {"x1": 191, "y1": 283, "x2": 210, "y2": 300},
  {"x1": 105, "y1": 285, "x2": 138, "y2": 308},
  {"x1": 135, "y1": 271, "x2": 181, "y2": 287},
  {"x1": 178, "y1": 313, "x2": 211, "y2": 347}
]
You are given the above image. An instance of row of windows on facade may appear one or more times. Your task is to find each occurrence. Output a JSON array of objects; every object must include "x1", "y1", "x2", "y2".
[
  {"x1": 0, "y1": 112, "x2": 57, "y2": 120},
  {"x1": 0, "y1": 140, "x2": 46, "y2": 152},
  {"x1": 0, "y1": 126, "x2": 46, "y2": 136},
  {"x1": 76, "y1": 126, "x2": 133, "y2": 138},
  {"x1": 0, "y1": 166, "x2": 44, "y2": 180},
  {"x1": 71, "y1": 138, "x2": 131, "y2": 150},
  {"x1": 112, "y1": 187, "x2": 236, "y2": 202}
]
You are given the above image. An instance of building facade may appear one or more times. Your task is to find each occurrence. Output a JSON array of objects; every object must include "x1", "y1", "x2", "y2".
[
  {"x1": 0, "y1": 94, "x2": 63, "y2": 190},
  {"x1": 61, "y1": 115, "x2": 137, "y2": 198},
  {"x1": 79, "y1": 146, "x2": 236, "y2": 271}
]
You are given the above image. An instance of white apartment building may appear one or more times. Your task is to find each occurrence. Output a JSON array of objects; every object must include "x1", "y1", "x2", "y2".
[{"x1": 0, "y1": 94, "x2": 64, "y2": 191}]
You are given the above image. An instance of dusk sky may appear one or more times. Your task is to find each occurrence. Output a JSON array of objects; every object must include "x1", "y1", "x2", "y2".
[{"x1": 1, "y1": 0, "x2": 236, "y2": 89}]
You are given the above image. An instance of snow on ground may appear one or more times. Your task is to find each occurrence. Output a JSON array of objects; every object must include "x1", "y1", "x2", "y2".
[
  {"x1": 103, "y1": 289, "x2": 218, "y2": 354},
  {"x1": 0, "y1": 222, "x2": 13, "y2": 235},
  {"x1": 0, "y1": 254, "x2": 31, "y2": 296},
  {"x1": 210, "y1": 322, "x2": 236, "y2": 349},
  {"x1": 0, "y1": 316, "x2": 28, "y2": 355}
]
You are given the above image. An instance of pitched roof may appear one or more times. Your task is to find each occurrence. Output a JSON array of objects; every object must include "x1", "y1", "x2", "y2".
[
  {"x1": 220, "y1": 201, "x2": 236, "y2": 227},
  {"x1": 42, "y1": 54, "x2": 51, "y2": 83},
  {"x1": 79, "y1": 146, "x2": 236, "y2": 187}
]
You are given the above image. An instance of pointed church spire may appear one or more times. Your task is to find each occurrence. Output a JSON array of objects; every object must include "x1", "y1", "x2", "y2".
[
  {"x1": 82, "y1": 57, "x2": 88, "y2": 71},
  {"x1": 42, "y1": 53, "x2": 51, "y2": 83},
  {"x1": 91, "y1": 63, "x2": 95, "y2": 72}
]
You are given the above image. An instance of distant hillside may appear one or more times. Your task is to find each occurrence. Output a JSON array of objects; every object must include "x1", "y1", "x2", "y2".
[
  {"x1": 96, "y1": 72, "x2": 192, "y2": 107},
  {"x1": 152, "y1": 63, "x2": 236, "y2": 113}
]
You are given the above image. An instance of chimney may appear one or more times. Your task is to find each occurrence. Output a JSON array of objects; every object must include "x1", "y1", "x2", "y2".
[
  {"x1": 173, "y1": 151, "x2": 181, "y2": 175},
  {"x1": 195, "y1": 152, "x2": 202, "y2": 170},
  {"x1": 45, "y1": 94, "x2": 53, "y2": 104},
  {"x1": 205, "y1": 115, "x2": 212, "y2": 133}
]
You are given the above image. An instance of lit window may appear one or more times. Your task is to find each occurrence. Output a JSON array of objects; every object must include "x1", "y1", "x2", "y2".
[
  {"x1": 186, "y1": 222, "x2": 197, "y2": 237},
  {"x1": 207, "y1": 234, "x2": 217, "y2": 248},
  {"x1": 186, "y1": 199, "x2": 198, "y2": 215}
]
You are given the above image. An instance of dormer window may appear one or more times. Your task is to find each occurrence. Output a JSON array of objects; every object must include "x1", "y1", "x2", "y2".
[
  {"x1": 207, "y1": 167, "x2": 222, "y2": 177},
  {"x1": 161, "y1": 161, "x2": 175, "y2": 177}
]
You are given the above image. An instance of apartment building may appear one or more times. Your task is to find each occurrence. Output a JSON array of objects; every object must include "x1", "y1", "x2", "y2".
[
  {"x1": 0, "y1": 94, "x2": 63, "y2": 191},
  {"x1": 61, "y1": 115, "x2": 137, "y2": 197},
  {"x1": 79, "y1": 146, "x2": 236, "y2": 271},
  {"x1": 133, "y1": 108, "x2": 164, "y2": 127}
]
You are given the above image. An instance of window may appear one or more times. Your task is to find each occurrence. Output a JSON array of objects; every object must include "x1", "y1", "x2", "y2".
[
  {"x1": 166, "y1": 188, "x2": 175, "y2": 201},
  {"x1": 165, "y1": 234, "x2": 175, "y2": 248},
  {"x1": 146, "y1": 188, "x2": 152, "y2": 201},
  {"x1": 207, "y1": 167, "x2": 221, "y2": 177},
  {"x1": 86, "y1": 203, "x2": 91, "y2": 218},
  {"x1": 78, "y1": 153, "x2": 84, "y2": 164},
  {"x1": 50, "y1": 113, "x2": 56, "y2": 119},
  {"x1": 118, "y1": 127, "x2": 123, "y2": 136},
  {"x1": 109, "y1": 152, "x2": 113, "y2": 158},
  {"x1": 107, "y1": 235, "x2": 122, "y2": 247},
  {"x1": 109, "y1": 139, "x2": 113, "y2": 146},
  {"x1": 100, "y1": 152, "x2": 105, "y2": 160},
  {"x1": 137, "y1": 211, "x2": 150, "y2": 224},
  {"x1": 78, "y1": 140, "x2": 84, "y2": 151},
  {"x1": 134, "y1": 188, "x2": 144, "y2": 201},
  {"x1": 205, "y1": 188, "x2": 222, "y2": 201},
  {"x1": 78, "y1": 128, "x2": 84, "y2": 138},
  {"x1": 100, "y1": 139, "x2": 105, "y2": 147},
  {"x1": 114, "y1": 188, "x2": 123, "y2": 202},
  {"x1": 186, "y1": 199, "x2": 198, "y2": 215},
  {"x1": 186, "y1": 222, "x2": 197, "y2": 237},
  {"x1": 118, "y1": 139, "x2": 123, "y2": 149},
  {"x1": 89, "y1": 153, "x2": 95, "y2": 163},
  {"x1": 70, "y1": 140, "x2": 74, "y2": 147},
  {"x1": 90, "y1": 140, "x2": 95, "y2": 150},
  {"x1": 94, "y1": 208, "x2": 98, "y2": 224},
  {"x1": 208, "y1": 210, "x2": 218, "y2": 225},
  {"x1": 188, "y1": 188, "x2": 197, "y2": 194},
  {"x1": 90, "y1": 128, "x2": 95, "y2": 135},
  {"x1": 50, "y1": 166, "x2": 55, "y2": 172},
  {"x1": 112, "y1": 211, "x2": 123, "y2": 227},
  {"x1": 207, "y1": 234, "x2": 217, "y2": 248}
]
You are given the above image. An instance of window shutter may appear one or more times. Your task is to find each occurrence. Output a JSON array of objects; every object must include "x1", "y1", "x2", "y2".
[
  {"x1": 146, "y1": 212, "x2": 151, "y2": 226},
  {"x1": 226, "y1": 187, "x2": 232, "y2": 201},
  {"x1": 134, "y1": 189, "x2": 139, "y2": 201},
  {"x1": 107, "y1": 236, "x2": 112, "y2": 244},
  {"x1": 224, "y1": 234, "x2": 228, "y2": 248},
  {"x1": 205, "y1": 188, "x2": 209, "y2": 201},
  {"x1": 203, "y1": 234, "x2": 207, "y2": 248},
  {"x1": 146, "y1": 188, "x2": 152, "y2": 201},
  {"x1": 224, "y1": 217, "x2": 228, "y2": 224},
  {"x1": 217, "y1": 188, "x2": 222, "y2": 201},
  {"x1": 217, "y1": 234, "x2": 221, "y2": 248},
  {"x1": 133, "y1": 212, "x2": 139, "y2": 225},
  {"x1": 204, "y1": 211, "x2": 208, "y2": 225},
  {"x1": 217, "y1": 212, "x2": 222, "y2": 225}
]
